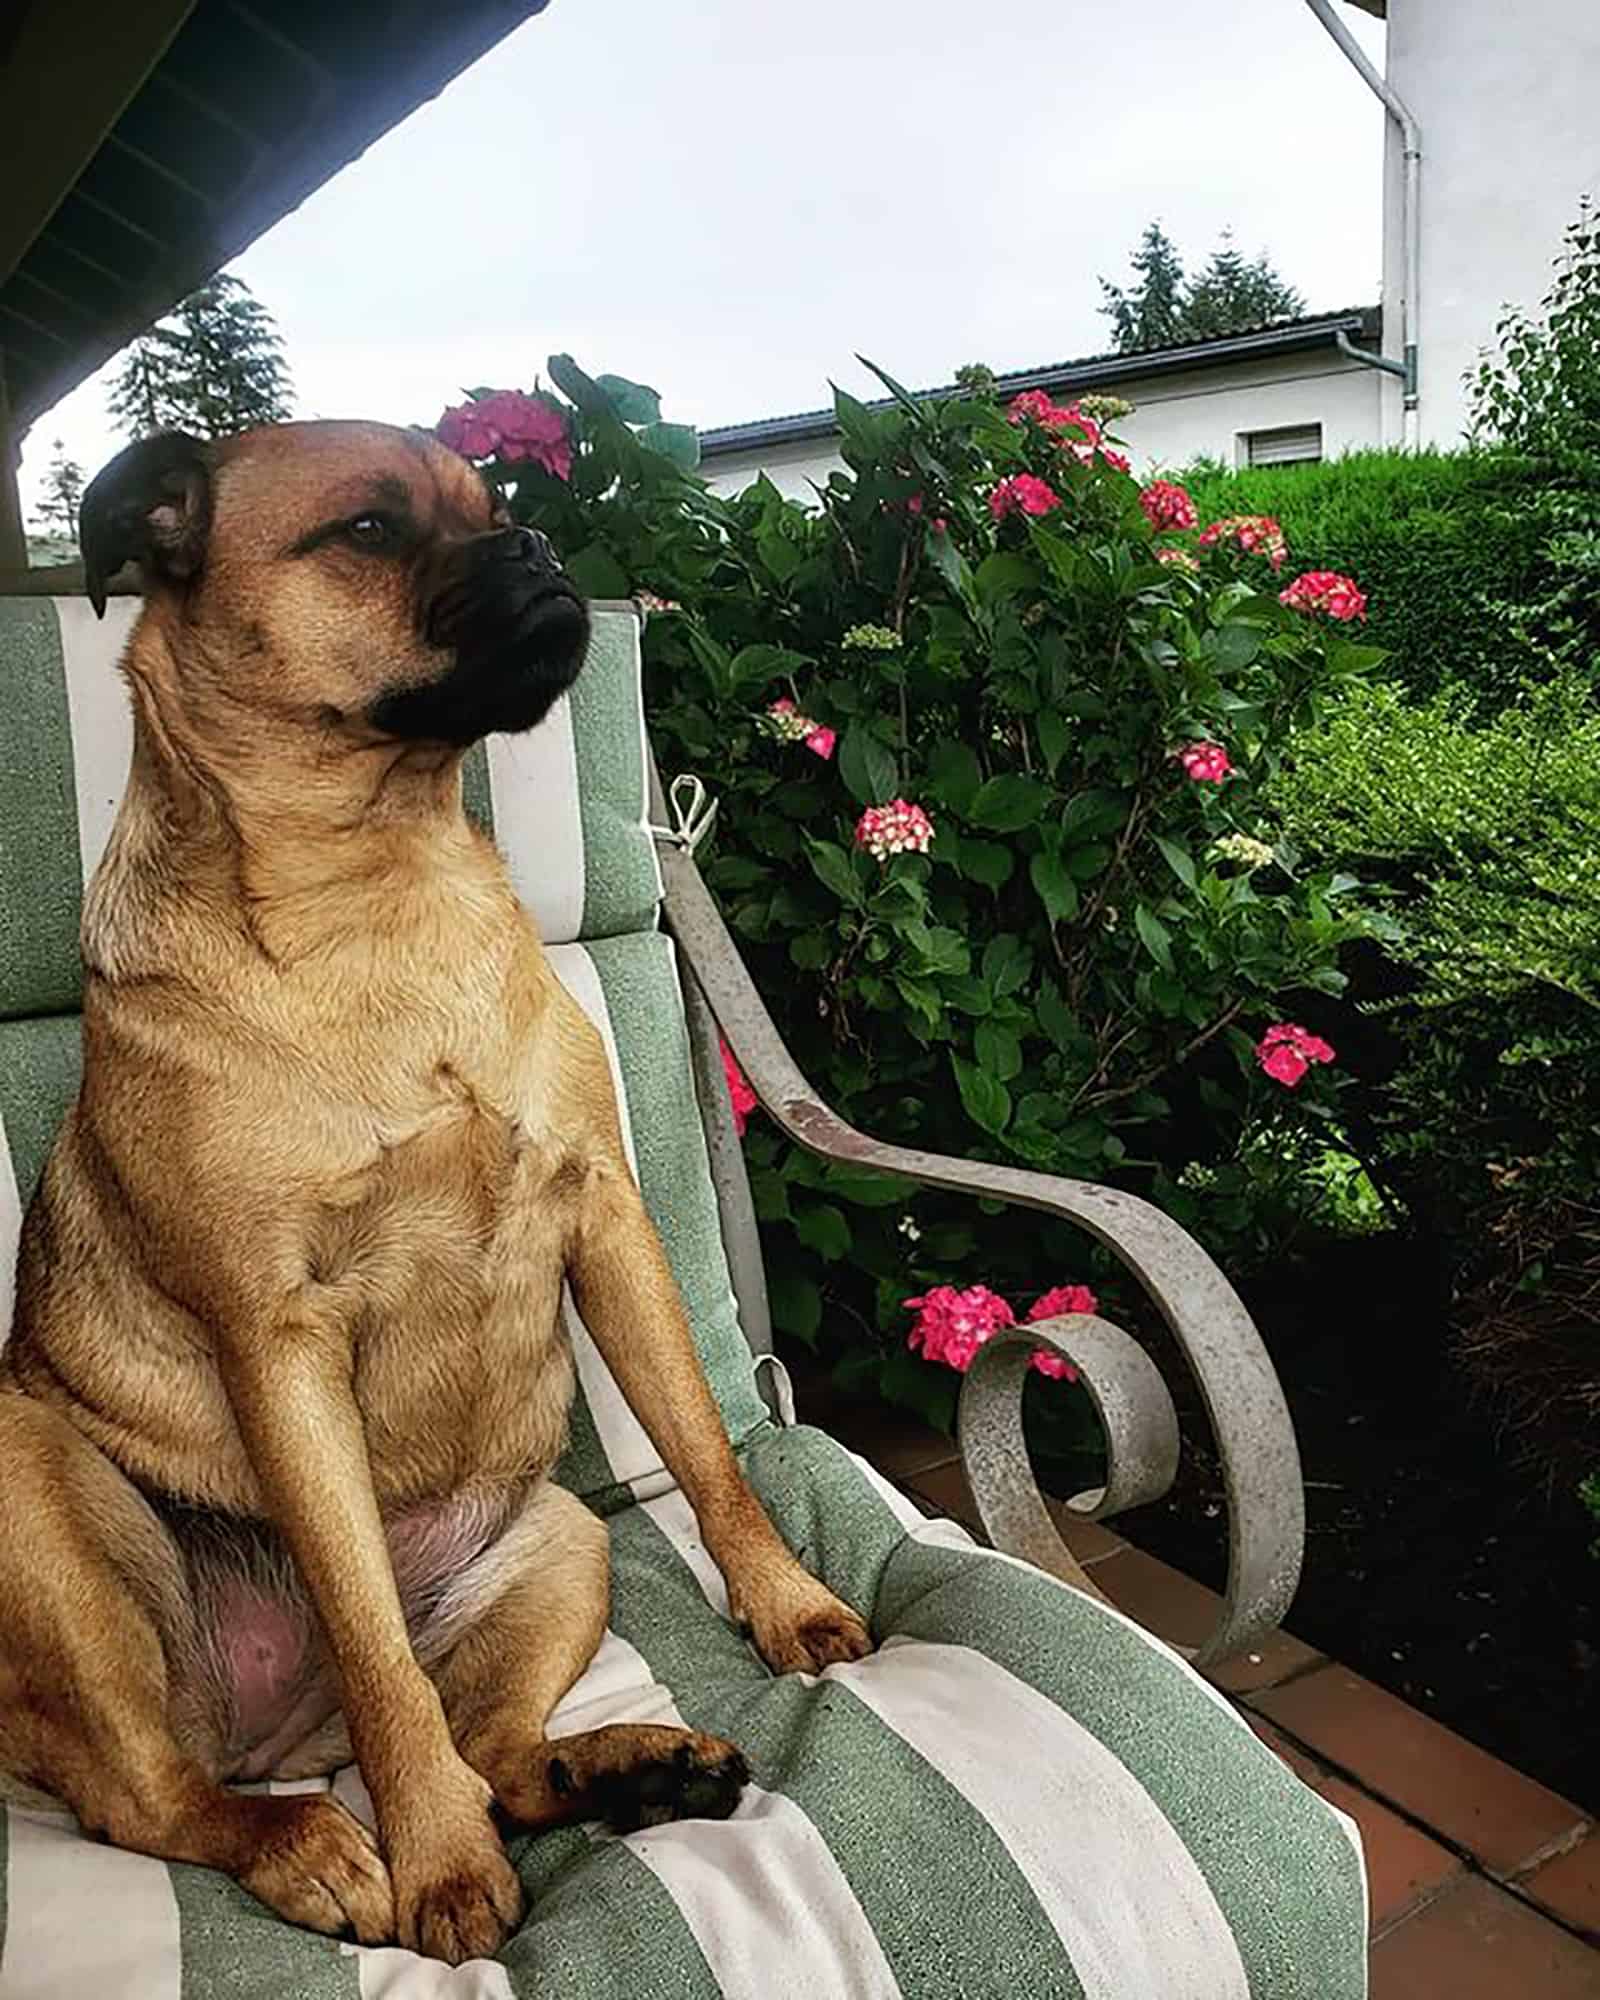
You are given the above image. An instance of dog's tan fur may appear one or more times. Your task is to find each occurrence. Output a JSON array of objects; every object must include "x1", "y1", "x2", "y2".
[{"x1": 0, "y1": 421, "x2": 870, "y2": 1963}]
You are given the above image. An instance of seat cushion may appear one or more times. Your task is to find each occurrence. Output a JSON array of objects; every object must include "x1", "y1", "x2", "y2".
[
  {"x1": 0, "y1": 1426, "x2": 1367, "y2": 1999},
  {"x1": 0, "y1": 933, "x2": 769, "y2": 1506},
  {"x1": 0, "y1": 597, "x2": 660, "y2": 1020}
]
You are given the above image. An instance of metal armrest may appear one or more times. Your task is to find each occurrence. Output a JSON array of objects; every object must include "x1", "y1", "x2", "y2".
[{"x1": 659, "y1": 834, "x2": 1304, "y2": 1666}]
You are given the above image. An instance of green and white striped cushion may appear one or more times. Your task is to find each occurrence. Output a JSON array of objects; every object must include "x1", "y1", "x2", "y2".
[
  {"x1": 0, "y1": 1429, "x2": 1367, "y2": 1998},
  {"x1": 0, "y1": 597, "x2": 662, "y2": 1021}
]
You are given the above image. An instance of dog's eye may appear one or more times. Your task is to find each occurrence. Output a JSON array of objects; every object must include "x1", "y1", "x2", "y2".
[{"x1": 345, "y1": 514, "x2": 393, "y2": 548}]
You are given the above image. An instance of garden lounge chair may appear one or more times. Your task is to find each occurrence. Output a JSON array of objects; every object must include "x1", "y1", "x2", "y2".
[{"x1": 0, "y1": 588, "x2": 1367, "y2": 1998}]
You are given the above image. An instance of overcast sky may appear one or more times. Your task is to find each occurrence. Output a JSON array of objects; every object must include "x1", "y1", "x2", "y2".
[{"x1": 19, "y1": 0, "x2": 1389, "y2": 517}]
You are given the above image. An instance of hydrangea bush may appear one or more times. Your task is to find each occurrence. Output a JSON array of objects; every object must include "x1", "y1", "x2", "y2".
[{"x1": 434, "y1": 357, "x2": 1383, "y2": 1434}]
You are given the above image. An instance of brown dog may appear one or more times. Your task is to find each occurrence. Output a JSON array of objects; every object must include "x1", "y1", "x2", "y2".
[{"x1": 0, "y1": 421, "x2": 870, "y2": 1964}]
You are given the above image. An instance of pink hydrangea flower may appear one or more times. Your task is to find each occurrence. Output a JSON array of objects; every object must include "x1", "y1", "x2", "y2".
[
  {"x1": 1256, "y1": 1023, "x2": 1337, "y2": 1089},
  {"x1": 436, "y1": 390, "x2": 574, "y2": 481},
  {"x1": 1156, "y1": 545, "x2": 1201, "y2": 573},
  {"x1": 804, "y1": 725, "x2": 836, "y2": 760},
  {"x1": 989, "y1": 473, "x2": 1062, "y2": 521},
  {"x1": 1197, "y1": 514, "x2": 1288, "y2": 571},
  {"x1": 1179, "y1": 741, "x2": 1233, "y2": 783},
  {"x1": 1278, "y1": 570, "x2": 1369, "y2": 621},
  {"x1": 855, "y1": 799, "x2": 935, "y2": 860},
  {"x1": 1024, "y1": 1284, "x2": 1098, "y2": 1380},
  {"x1": 904, "y1": 1285, "x2": 1015, "y2": 1373},
  {"x1": 1140, "y1": 480, "x2": 1199, "y2": 532},
  {"x1": 719, "y1": 1036, "x2": 759, "y2": 1135}
]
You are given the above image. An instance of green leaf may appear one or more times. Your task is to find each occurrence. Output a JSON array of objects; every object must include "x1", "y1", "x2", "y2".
[
  {"x1": 748, "y1": 1167, "x2": 791, "y2": 1221},
  {"x1": 925, "y1": 524, "x2": 973, "y2": 605},
  {"x1": 1134, "y1": 904, "x2": 1174, "y2": 972},
  {"x1": 1324, "y1": 639, "x2": 1389, "y2": 678},
  {"x1": 960, "y1": 838, "x2": 1014, "y2": 889},
  {"x1": 982, "y1": 932, "x2": 1033, "y2": 997},
  {"x1": 975, "y1": 1020, "x2": 1023, "y2": 1081},
  {"x1": 546, "y1": 352, "x2": 611, "y2": 416},
  {"x1": 1065, "y1": 840, "x2": 1114, "y2": 880},
  {"x1": 807, "y1": 839, "x2": 864, "y2": 906},
  {"x1": 893, "y1": 975, "x2": 943, "y2": 1029},
  {"x1": 1036, "y1": 709, "x2": 1072, "y2": 776},
  {"x1": 943, "y1": 974, "x2": 993, "y2": 1016},
  {"x1": 768, "y1": 1268, "x2": 822, "y2": 1345},
  {"x1": 926, "y1": 739, "x2": 982, "y2": 815},
  {"x1": 855, "y1": 354, "x2": 924, "y2": 417},
  {"x1": 838, "y1": 725, "x2": 899, "y2": 804},
  {"x1": 952, "y1": 1053, "x2": 1012, "y2": 1135},
  {"x1": 820, "y1": 1165, "x2": 913, "y2": 1207},
  {"x1": 1154, "y1": 835, "x2": 1197, "y2": 891},
  {"x1": 795, "y1": 1202, "x2": 852, "y2": 1261},
  {"x1": 638, "y1": 420, "x2": 701, "y2": 470},
  {"x1": 974, "y1": 551, "x2": 1039, "y2": 604},
  {"x1": 789, "y1": 930, "x2": 829, "y2": 969},
  {"x1": 564, "y1": 541, "x2": 631, "y2": 599},
  {"x1": 757, "y1": 527, "x2": 803, "y2": 583},
  {"x1": 1037, "y1": 977, "x2": 1079, "y2": 1052},
  {"x1": 594, "y1": 373, "x2": 662, "y2": 426},
  {"x1": 1029, "y1": 850, "x2": 1079, "y2": 924},
  {"x1": 969, "y1": 774, "x2": 1049, "y2": 832},
  {"x1": 1211, "y1": 621, "x2": 1263, "y2": 672}
]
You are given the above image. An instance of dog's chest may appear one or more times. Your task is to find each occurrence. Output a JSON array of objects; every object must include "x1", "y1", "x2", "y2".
[{"x1": 313, "y1": 1046, "x2": 582, "y2": 1489}]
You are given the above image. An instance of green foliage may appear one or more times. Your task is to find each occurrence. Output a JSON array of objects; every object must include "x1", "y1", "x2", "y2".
[
  {"x1": 107, "y1": 274, "x2": 293, "y2": 441},
  {"x1": 1470, "y1": 202, "x2": 1600, "y2": 476},
  {"x1": 1273, "y1": 673, "x2": 1600, "y2": 1241},
  {"x1": 1583, "y1": 1473, "x2": 1600, "y2": 1556},
  {"x1": 1184, "y1": 448, "x2": 1575, "y2": 705},
  {"x1": 454, "y1": 357, "x2": 1384, "y2": 1421},
  {"x1": 1100, "y1": 221, "x2": 1304, "y2": 355}
]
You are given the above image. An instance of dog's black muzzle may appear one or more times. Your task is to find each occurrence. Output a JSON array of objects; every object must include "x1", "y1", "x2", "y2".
[{"x1": 369, "y1": 526, "x2": 591, "y2": 747}]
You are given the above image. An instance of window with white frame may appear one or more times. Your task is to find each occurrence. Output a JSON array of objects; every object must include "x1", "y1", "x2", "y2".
[{"x1": 1239, "y1": 423, "x2": 1323, "y2": 468}]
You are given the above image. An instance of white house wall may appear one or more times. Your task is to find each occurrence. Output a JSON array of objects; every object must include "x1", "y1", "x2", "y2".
[
  {"x1": 702, "y1": 349, "x2": 1383, "y2": 500},
  {"x1": 1381, "y1": 0, "x2": 1600, "y2": 447}
]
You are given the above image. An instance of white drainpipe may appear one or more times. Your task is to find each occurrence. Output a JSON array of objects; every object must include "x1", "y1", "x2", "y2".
[{"x1": 1301, "y1": 0, "x2": 1422, "y2": 449}]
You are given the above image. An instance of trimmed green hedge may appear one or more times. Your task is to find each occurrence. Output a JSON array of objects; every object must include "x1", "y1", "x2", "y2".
[{"x1": 1183, "y1": 449, "x2": 1559, "y2": 704}]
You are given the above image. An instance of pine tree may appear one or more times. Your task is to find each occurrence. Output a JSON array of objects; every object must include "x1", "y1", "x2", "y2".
[
  {"x1": 1182, "y1": 231, "x2": 1304, "y2": 340},
  {"x1": 106, "y1": 273, "x2": 293, "y2": 441},
  {"x1": 33, "y1": 441, "x2": 85, "y2": 540},
  {"x1": 1099, "y1": 223, "x2": 1306, "y2": 354},
  {"x1": 1098, "y1": 222, "x2": 1186, "y2": 354}
]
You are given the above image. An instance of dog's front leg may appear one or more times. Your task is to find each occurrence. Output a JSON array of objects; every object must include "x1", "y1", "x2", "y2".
[
  {"x1": 220, "y1": 1315, "x2": 522, "y2": 1962},
  {"x1": 568, "y1": 1164, "x2": 872, "y2": 1673}
]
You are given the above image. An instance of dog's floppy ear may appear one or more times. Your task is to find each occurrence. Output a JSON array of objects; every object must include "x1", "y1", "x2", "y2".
[{"x1": 79, "y1": 431, "x2": 212, "y2": 619}]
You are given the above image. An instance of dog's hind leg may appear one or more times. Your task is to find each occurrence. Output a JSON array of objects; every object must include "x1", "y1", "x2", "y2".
[
  {"x1": 0, "y1": 1390, "x2": 394, "y2": 1943},
  {"x1": 429, "y1": 1480, "x2": 748, "y2": 1831}
]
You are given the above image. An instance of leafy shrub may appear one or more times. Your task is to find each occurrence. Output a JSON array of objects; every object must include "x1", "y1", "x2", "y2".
[
  {"x1": 1274, "y1": 674, "x2": 1600, "y2": 1499},
  {"x1": 1183, "y1": 449, "x2": 1561, "y2": 707},
  {"x1": 438, "y1": 360, "x2": 1384, "y2": 1426},
  {"x1": 1470, "y1": 202, "x2": 1600, "y2": 476}
]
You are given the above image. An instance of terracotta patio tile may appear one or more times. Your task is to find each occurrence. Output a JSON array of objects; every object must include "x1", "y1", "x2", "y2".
[
  {"x1": 1252, "y1": 1666, "x2": 1588, "y2": 1876},
  {"x1": 1522, "y1": 1830, "x2": 1600, "y2": 1942},
  {"x1": 1369, "y1": 1877, "x2": 1600, "y2": 1998},
  {"x1": 903, "y1": 1458, "x2": 985, "y2": 1535},
  {"x1": 1089, "y1": 1544, "x2": 1222, "y2": 1652},
  {"x1": 1043, "y1": 1502, "x2": 1127, "y2": 1567},
  {"x1": 1248, "y1": 1718, "x2": 1464, "y2": 1931}
]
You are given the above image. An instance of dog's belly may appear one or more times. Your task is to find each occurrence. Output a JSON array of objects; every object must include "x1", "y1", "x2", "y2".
[{"x1": 176, "y1": 1485, "x2": 525, "y2": 1776}]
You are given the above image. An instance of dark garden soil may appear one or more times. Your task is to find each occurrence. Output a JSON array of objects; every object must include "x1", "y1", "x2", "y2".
[{"x1": 1108, "y1": 1230, "x2": 1600, "y2": 1813}]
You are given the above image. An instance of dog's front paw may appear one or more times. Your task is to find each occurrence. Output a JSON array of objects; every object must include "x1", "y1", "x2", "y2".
[
  {"x1": 736, "y1": 1566, "x2": 874, "y2": 1675},
  {"x1": 236, "y1": 1794, "x2": 395, "y2": 1944},
  {"x1": 389, "y1": 1766, "x2": 523, "y2": 1964}
]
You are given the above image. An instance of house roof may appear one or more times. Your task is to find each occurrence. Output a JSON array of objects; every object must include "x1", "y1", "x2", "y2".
[
  {"x1": 0, "y1": 0, "x2": 551, "y2": 429},
  {"x1": 698, "y1": 309, "x2": 1380, "y2": 459}
]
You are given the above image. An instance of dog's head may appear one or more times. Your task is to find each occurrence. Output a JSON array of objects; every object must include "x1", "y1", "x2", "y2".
[{"x1": 78, "y1": 421, "x2": 590, "y2": 748}]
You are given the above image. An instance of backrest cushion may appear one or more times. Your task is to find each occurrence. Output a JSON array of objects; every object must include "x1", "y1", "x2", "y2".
[
  {"x1": 0, "y1": 596, "x2": 662, "y2": 1020},
  {"x1": 0, "y1": 598, "x2": 765, "y2": 1504}
]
